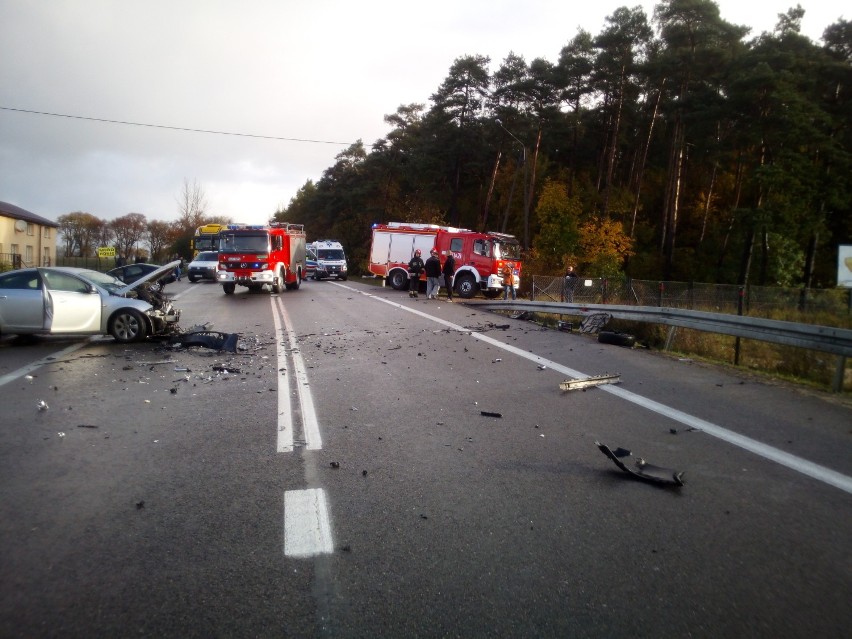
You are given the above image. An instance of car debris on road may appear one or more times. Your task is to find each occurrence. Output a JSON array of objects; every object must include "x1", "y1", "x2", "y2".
[
  {"x1": 595, "y1": 441, "x2": 685, "y2": 487},
  {"x1": 560, "y1": 373, "x2": 621, "y2": 391},
  {"x1": 168, "y1": 331, "x2": 240, "y2": 353}
]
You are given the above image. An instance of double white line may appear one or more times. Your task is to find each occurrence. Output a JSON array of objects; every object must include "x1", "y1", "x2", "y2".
[
  {"x1": 272, "y1": 297, "x2": 334, "y2": 557},
  {"x1": 272, "y1": 296, "x2": 321, "y2": 452}
]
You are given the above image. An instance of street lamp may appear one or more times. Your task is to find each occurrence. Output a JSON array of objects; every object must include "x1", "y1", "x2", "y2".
[{"x1": 495, "y1": 119, "x2": 530, "y2": 250}]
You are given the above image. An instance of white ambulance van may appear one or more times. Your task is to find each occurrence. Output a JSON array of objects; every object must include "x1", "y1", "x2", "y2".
[{"x1": 307, "y1": 240, "x2": 348, "y2": 280}]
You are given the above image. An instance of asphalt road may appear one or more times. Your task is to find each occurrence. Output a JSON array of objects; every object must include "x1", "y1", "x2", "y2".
[{"x1": 1, "y1": 277, "x2": 850, "y2": 638}]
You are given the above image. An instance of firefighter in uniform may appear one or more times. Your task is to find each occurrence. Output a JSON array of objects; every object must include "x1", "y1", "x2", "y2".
[{"x1": 408, "y1": 249, "x2": 425, "y2": 298}]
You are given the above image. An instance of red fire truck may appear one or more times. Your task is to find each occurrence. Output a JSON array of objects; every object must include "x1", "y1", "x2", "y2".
[
  {"x1": 368, "y1": 222, "x2": 522, "y2": 298},
  {"x1": 216, "y1": 222, "x2": 306, "y2": 295}
]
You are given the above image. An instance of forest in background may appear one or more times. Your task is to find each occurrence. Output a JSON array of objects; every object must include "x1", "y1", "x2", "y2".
[{"x1": 274, "y1": 0, "x2": 851, "y2": 289}]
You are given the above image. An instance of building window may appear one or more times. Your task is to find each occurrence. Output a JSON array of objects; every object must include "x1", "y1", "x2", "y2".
[
  {"x1": 27, "y1": 223, "x2": 34, "y2": 236},
  {"x1": 44, "y1": 227, "x2": 51, "y2": 239},
  {"x1": 26, "y1": 246, "x2": 34, "y2": 265}
]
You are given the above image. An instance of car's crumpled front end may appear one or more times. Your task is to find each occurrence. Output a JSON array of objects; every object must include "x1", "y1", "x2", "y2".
[
  {"x1": 133, "y1": 285, "x2": 182, "y2": 335},
  {"x1": 114, "y1": 261, "x2": 182, "y2": 336}
]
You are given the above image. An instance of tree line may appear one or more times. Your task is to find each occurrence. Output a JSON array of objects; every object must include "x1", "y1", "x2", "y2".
[
  {"x1": 57, "y1": 179, "x2": 228, "y2": 262},
  {"x1": 274, "y1": 0, "x2": 851, "y2": 288}
]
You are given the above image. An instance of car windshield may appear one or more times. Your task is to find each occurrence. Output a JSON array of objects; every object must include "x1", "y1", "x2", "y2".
[
  {"x1": 79, "y1": 269, "x2": 126, "y2": 292},
  {"x1": 219, "y1": 233, "x2": 268, "y2": 252},
  {"x1": 196, "y1": 252, "x2": 218, "y2": 261},
  {"x1": 317, "y1": 249, "x2": 345, "y2": 260},
  {"x1": 494, "y1": 241, "x2": 521, "y2": 260}
]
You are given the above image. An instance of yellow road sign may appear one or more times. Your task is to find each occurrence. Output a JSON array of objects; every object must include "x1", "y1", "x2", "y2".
[{"x1": 98, "y1": 247, "x2": 116, "y2": 258}]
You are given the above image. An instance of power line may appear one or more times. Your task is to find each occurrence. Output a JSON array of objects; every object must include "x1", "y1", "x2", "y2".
[{"x1": 0, "y1": 106, "x2": 355, "y2": 145}]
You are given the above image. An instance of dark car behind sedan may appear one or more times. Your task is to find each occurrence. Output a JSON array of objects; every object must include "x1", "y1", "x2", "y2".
[{"x1": 106, "y1": 263, "x2": 176, "y2": 291}]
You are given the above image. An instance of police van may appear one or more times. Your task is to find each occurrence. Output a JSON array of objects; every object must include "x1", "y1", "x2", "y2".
[{"x1": 307, "y1": 240, "x2": 348, "y2": 280}]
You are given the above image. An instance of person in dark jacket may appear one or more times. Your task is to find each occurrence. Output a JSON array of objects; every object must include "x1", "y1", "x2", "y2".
[
  {"x1": 563, "y1": 265, "x2": 578, "y2": 302},
  {"x1": 408, "y1": 249, "x2": 424, "y2": 298},
  {"x1": 424, "y1": 248, "x2": 442, "y2": 299},
  {"x1": 442, "y1": 250, "x2": 456, "y2": 301}
]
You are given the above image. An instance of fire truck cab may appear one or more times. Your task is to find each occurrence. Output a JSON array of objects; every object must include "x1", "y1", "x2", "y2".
[
  {"x1": 369, "y1": 222, "x2": 522, "y2": 299},
  {"x1": 216, "y1": 222, "x2": 306, "y2": 295}
]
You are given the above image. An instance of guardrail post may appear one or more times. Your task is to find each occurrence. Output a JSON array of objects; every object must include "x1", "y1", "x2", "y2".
[
  {"x1": 832, "y1": 356, "x2": 847, "y2": 393},
  {"x1": 658, "y1": 281, "x2": 664, "y2": 307},
  {"x1": 734, "y1": 286, "x2": 745, "y2": 366},
  {"x1": 602, "y1": 277, "x2": 608, "y2": 304}
]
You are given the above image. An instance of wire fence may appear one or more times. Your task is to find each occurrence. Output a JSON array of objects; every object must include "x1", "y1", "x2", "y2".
[{"x1": 528, "y1": 275, "x2": 852, "y2": 323}]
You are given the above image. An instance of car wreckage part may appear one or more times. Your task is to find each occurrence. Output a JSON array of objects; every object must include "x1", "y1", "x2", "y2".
[
  {"x1": 170, "y1": 331, "x2": 239, "y2": 352},
  {"x1": 560, "y1": 373, "x2": 621, "y2": 391},
  {"x1": 598, "y1": 331, "x2": 636, "y2": 347},
  {"x1": 595, "y1": 441, "x2": 685, "y2": 487},
  {"x1": 579, "y1": 312, "x2": 612, "y2": 334}
]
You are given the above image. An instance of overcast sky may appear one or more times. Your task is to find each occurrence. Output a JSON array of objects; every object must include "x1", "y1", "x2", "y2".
[{"x1": 0, "y1": 0, "x2": 843, "y2": 227}]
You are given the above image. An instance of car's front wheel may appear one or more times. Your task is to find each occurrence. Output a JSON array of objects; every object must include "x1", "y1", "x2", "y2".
[{"x1": 109, "y1": 309, "x2": 148, "y2": 343}]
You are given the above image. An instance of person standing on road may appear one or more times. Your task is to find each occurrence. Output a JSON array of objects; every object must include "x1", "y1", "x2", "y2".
[
  {"x1": 502, "y1": 262, "x2": 517, "y2": 300},
  {"x1": 563, "y1": 265, "x2": 578, "y2": 302},
  {"x1": 442, "y1": 250, "x2": 456, "y2": 301},
  {"x1": 408, "y1": 249, "x2": 424, "y2": 298},
  {"x1": 424, "y1": 248, "x2": 442, "y2": 299}
]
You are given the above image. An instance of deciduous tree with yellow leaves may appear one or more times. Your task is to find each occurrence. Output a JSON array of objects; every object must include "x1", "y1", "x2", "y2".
[{"x1": 578, "y1": 216, "x2": 634, "y2": 277}]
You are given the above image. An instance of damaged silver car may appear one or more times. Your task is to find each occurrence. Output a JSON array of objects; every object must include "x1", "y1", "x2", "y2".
[{"x1": 0, "y1": 261, "x2": 181, "y2": 343}]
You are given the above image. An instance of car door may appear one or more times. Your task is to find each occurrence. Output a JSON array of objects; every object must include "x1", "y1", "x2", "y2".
[
  {"x1": 41, "y1": 270, "x2": 103, "y2": 334},
  {"x1": 0, "y1": 269, "x2": 45, "y2": 331}
]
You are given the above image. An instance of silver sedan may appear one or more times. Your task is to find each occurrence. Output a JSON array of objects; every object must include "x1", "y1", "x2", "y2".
[{"x1": 0, "y1": 263, "x2": 181, "y2": 343}]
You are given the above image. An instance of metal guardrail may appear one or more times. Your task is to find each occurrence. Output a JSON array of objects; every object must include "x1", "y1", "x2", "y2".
[{"x1": 470, "y1": 300, "x2": 852, "y2": 391}]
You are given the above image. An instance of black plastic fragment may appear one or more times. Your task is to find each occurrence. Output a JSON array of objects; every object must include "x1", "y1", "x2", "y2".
[
  {"x1": 595, "y1": 441, "x2": 684, "y2": 487},
  {"x1": 480, "y1": 411, "x2": 503, "y2": 418},
  {"x1": 170, "y1": 331, "x2": 239, "y2": 352},
  {"x1": 212, "y1": 365, "x2": 241, "y2": 374}
]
